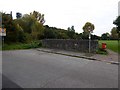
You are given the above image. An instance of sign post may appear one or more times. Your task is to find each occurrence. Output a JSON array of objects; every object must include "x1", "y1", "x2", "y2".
[
  {"x1": 88, "y1": 26, "x2": 93, "y2": 53},
  {"x1": 0, "y1": 28, "x2": 6, "y2": 36},
  {"x1": 0, "y1": 28, "x2": 6, "y2": 47},
  {"x1": 89, "y1": 31, "x2": 91, "y2": 53}
]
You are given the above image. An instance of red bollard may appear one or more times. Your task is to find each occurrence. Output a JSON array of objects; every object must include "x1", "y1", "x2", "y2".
[{"x1": 102, "y1": 43, "x2": 107, "y2": 49}]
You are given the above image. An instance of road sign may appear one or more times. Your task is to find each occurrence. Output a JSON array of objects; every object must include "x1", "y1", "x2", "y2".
[{"x1": 0, "y1": 28, "x2": 6, "y2": 36}]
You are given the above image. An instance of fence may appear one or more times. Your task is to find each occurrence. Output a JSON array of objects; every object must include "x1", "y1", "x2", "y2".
[{"x1": 42, "y1": 39, "x2": 98, "y2": 53}]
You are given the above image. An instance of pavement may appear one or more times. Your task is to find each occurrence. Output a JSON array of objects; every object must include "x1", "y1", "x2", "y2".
[{"x1": 37, "y1": 48, "x2": 119, "y2": 65}]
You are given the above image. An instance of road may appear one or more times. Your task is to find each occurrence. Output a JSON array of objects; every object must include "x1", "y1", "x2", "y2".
[{"x1": 2, "y1": 49, "x2": 118, "y2": 88}]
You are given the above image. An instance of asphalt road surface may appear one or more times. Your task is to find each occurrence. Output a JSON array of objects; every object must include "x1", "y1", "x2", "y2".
[{"x1": 2, "y1": 49, "x2": 118, "y2": 88}]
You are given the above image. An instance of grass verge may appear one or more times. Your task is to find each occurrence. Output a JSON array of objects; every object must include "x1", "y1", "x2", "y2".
[
  {"x1": 96, "y1": 48, "x2": 108, "y2": 55},
  {"x1": 99, "y1": 40, "x2": 119, "y2": 53},
  {"x1": 3, "y1": 41, "x2": 42, "y2": 50}
]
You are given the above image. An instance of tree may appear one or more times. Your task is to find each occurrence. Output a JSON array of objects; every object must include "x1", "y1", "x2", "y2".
[
  {"x1": 71, "y1": 26, "x2": 75, "y2": 32},
  {"x1": 82, "y1": 22, "x2": 95, "y2": 40},
  {"x1": 30, "y1": 11, "x2": 45, "y2": 24},
  {"x1": 67, "y1": 26, "x2": 75, "y2": 39},
  {"x1": 1, "y1": 11, "x2": 46, "y2": 43},
  {"x1": 31, "y1": 20, "x2": 44, "y2": 40},
  {"x1": 67, "y1": 27, "x2": 71, "y2": 31},
  {"x1": 16, "y1": 12, "x2": 22, "y2": 19},
  {"x1": 15, "y1": 24, "x2": 26, "y2": 42},
  {"x1": 43, "y1": 25, "x2": 56, "y2": 39},
  {"x1": 1, "y1": 12, "x2": 19, "y2": 43},
  {"x1": 83, "y1": 22, "x2": 95, "y2": 33},
  {"x1": 77, "y1": 33, "x2": 83, "y2": 39},
  {"x1": 16, "y1": 13, "x2": 44, "y2": 40},
  {"x1": 91, "y1": 35, "x2": 100, "y2": 40},
  {"x1": 113, "y1": 16, "x2": 120, "y2": 40},
  {"x1": 111, "y1": 27, "x2": 118, "y2": 40},
  {"x1": 101, "y1": 33, "x2": 110, "y2": 40},
  {"x1": 113, "y1": 16, "x2": 120, "y2": 31}
]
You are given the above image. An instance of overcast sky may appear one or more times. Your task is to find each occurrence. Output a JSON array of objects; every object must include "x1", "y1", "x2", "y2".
[{"x1": 0, "y1": 0, "x2": 119, "y2": 36}]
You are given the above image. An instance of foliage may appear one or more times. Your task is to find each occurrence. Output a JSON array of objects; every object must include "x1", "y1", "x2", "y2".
[
  {"x1": 15, "y1": 24, "x2": 26, "y2": 42},
  {"x1": 101, "y1": 33, "x2": 110, "y2": 40},
  {"x1": 16, "y1": 12, "x2": 22, "y2": 19},
  {"x1": 91, "y1": 35, "x2": 101, "y2": 40},
  {"x1": 43, "y1": 26, "x2": 56, "y2": 39},
  {"x1": 81, "y1": 32, "x2": 89, "y2": 39},
  {"x1": 96, "y1": 48, "x2": 108, "y2": 55},
  {"x1": 30, "y1": 11, "x2": 45, "y2": 24},
  {"x1": 3, "y1": 41, "x2": 42, "y2": 50},
  {"x1": 1, "y1": 11, "x2": 45, "y2": 43},
  {"x1": 111, "y1": 27, "x2": 118, "y2": 40},
  {"x1": 67, "y1": 26, "x2": 76, "y2": 39},
  {"x1": 1, "y1": 12, "x2": 20, "y2": 43},
  {"x1": 82, "y1": 22, "x2": 95, "y2": 35},
  {"x1": 113, "y1": 16, "x2": 120, "y2": 27},
  {"x1": 113, "y1": 16, "x2": 120, "y2": 40}
]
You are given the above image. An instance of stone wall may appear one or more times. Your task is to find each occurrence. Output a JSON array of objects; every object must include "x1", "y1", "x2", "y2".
[{"x1": 42, "y1": 39, "x2": 98, "y2": 53}]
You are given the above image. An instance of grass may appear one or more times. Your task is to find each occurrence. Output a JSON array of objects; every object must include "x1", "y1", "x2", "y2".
[
  {"x1": 96, "y1": 48, "x2": 108, "y2": 55},
  {"x1": 3, "y1": 41, "x2": 42, "y2": 50},
  {"x1": 99, "y1": 40, "x2": 119, "y2": 53}
]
